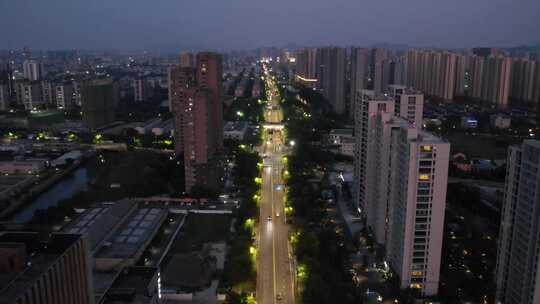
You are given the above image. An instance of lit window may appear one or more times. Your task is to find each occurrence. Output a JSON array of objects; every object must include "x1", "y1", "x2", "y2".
[
  {"x1": 421, "y1": 145, "x2": 432, "y2": 152},
  {"x1": 411, "y1": 271, "x2": 423, "y2": 277},
  {"x1": 419, "y1": 174, "x2": 430, "y2": 181},
  {"x1": 410, "y1": 283, "x2": 423, "y2": 289}
]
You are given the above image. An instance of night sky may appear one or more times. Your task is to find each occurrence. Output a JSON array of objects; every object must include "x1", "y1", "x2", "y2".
[{"x1": 1, "y1": 0, "x2": 539, "y2": 51}]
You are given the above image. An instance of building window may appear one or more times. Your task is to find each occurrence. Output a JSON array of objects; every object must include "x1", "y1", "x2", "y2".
[
  {"x1": 421, "y1": 145, "x2": 432, "y2": 152},
  {"x1": 419, "y1": 174, "x2": 430, "y2": 181}
]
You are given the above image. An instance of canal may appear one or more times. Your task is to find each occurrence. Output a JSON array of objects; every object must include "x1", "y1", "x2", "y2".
[{"x1": 11, "y1": 166, "x2": 94, "y2": 223}]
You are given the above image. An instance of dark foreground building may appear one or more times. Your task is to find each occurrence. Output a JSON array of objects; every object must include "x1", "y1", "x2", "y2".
[
  {"x1": 0, "y1": 232, "x2": 94, "y2": 304},
  {"x1": 81, "y1": 79, "x2": 119, "y2": 130}
]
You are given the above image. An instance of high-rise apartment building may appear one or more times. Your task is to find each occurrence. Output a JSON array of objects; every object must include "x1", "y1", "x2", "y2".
[
  {"x1": 133, "y1": 77, "x2": 153, "y2": 102},
  {"x1": 354, "y1": 87, "x2": 425, "y2": 242},
  {"x1": 510, "y1": 58, "x2": 537, "y2": 103},
  {"x1": 55, "y1": 82, "x2": 76, "y2": 109},
  {"x1": 169, "y1": 52, "x2": 223, "y2": 192},
  {"x1": 495, "y1": 140, "x2": 540, "y2": 304},
  {"x1": 179, "y1": 52, "x2": 196, "y2": 68},
  {"x1": 81, "y1": 79, "x2": 119, "y2": 129},
  {"x1": 41, "y1": 81, "x2": 55, "y2": 105},
  {"x1": 353, "y1": 87, "x2": 448, "y2": 296},
  {"x1": 318, "y1": 47, "x2": 346, "y2": 114},
  {"x1": 14, "y1": 80, "x2": 44, "y2": 111},
  {"x1": 295, "y1": 48, "x2": 318, "y2": 88},
  {"x1": 22, "y1": 60, "x2": 43, "y2": 81},
  {"x1": 196, "y1": 52, "x2": 223, "y2": 149},
  {"x1": 480, "y1": 56, "x2": 512, "y2": 107},
  {"x1": 404, "y1": 50, "x2": 457, "y2": 101},
  {"x1": 0, "y1": 232, "x2": 94, "y2": 304},
  {"x1": 385, "y1": 123, "x2": 449, "y2": 296},
  {"x1": 454, "y1": 54, "x2": 468, "y2": 96},
  {"x1": 388, "y1": 84, "x2": 424, "y2": 128},
  {"x1": 350, "y1": 48, "x2": 370, "y2": 117},
  {"x1": 470, "y1": 55, "x2": 485, "y2": 99},
  {"x1": 373, "y1": 58, "x2": 394, "y2": 95},
  {"x1": 353, "y1": 90, "x2": 395, "y2": 220}
]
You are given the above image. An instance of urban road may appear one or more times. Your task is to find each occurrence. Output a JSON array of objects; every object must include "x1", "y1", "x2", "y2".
[{"x1": 257, "y1": 65, "x2": 295, "y2": 304}]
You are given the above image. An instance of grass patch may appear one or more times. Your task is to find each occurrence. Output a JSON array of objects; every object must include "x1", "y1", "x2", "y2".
[{"x1": 169, "y1": 213, "x2": 232, "y2": 253}]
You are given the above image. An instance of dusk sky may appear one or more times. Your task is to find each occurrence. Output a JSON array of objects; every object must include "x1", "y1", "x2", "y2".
[{"x1": 1, "y1": 0, "x2": 539, "y2": 51}]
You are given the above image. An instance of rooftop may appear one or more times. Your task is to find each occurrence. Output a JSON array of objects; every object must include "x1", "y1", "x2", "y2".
[
  {"x1": 0, "y1": 233, "x2": 82, "y2": 304},
  {"x1": 64, "y1": 199, "x2": 167, "y2": 260},
  {"x1": 64, "y1": 200, "x2": 137, "y2": 252},
  {"x1": 101, "y1": 267, "x2": 158, "y2": 304},
  {"x1": 224, "y1": 121, "x2": 248, "y2": 132},
  {"x1": 95, "y1": 207, "x2": 166, "y2": 259},
  {"x1": 329, "y1": 129, "x2": 353, "y2": 136}
]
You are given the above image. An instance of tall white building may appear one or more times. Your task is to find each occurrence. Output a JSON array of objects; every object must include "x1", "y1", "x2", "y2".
[
  {"x1": 385, "y1": 122, "x2": 449, "y2": 296},
  {"x1": 350, "y1": 48, "x2": 370, "y2": 117},
  {"x1": 388, "y1": 85, "x2": 424, "y2": 128},
  {"x1": 353, "y1": 90, "x2": 395, "y2": 222},
  {"x1": 15, "y1": 81, "x2": 44, "y2": 110},
  {"x1": 133, "y1": 77, "x2": 153, "y2": 102},
  {"x1": 354, "y1": 88, "x2": 425, "y2": 226},
  {"x1": 22, "y1": 59, "x2": 43, "y2": 81},
  {"x1": 354, "y1": 87, "x2": 448, "y2": 296},
  {"x1": 496, "y1": 140, "x2": 540, "y2": 304},
  {"x1": 56, "y1": 82, "x2": 76, "y2": 109}
]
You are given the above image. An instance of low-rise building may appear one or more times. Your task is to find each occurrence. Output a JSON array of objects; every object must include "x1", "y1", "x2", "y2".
[
  {"x1": 151, "y1": 119, "x2": 174, "y2": 137},
  {"x1": 490, "y1": 114, "x2": 511, "y2": 129},
  {"x1": 338, "y1": 137, "x2": 355, "y2": 157},
  {"x1": 0, "y1": 160, "x2": 46, "y2": 175},
  {"x1": 328, "y1": 128, "x2": 353, "y2": 145},
  {"x1": 223, "y1": 121, "x2": 248, "y2": 140},
  {"x1": 135, "y1": 118, "x2": 162, "y2": 135},
  {"x1": 102, "y1": 267, "x2": 160, "y2": 304}
]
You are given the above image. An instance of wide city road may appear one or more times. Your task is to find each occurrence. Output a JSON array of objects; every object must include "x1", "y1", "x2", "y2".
[{"x1": 257, "y1": 64, "x2": 295, "y2": 304}]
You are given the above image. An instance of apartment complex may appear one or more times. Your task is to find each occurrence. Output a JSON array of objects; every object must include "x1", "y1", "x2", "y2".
[
  {"x1": 295, "y1": 47, "x2": 346, "y2": 114},
  {"x1": 169, "y1": 52, "x2": 223, "y2": 192},
  {"x1": 300, "y1": 46, "x2": 540, "y2": 114},
  {"x1": 495, "y1": 140, "x2": 540, "y2": 304},
  {"x1": 353, "y1": 88, "x2": 449, "y2": 296},
  {"x1": 22, "y1": 60, "x2": 43, "y2": 81},
  {"x1": 295, "y1": 47, "x2": 318, "y2": 88},
  {"x1": 404, "y1": 50, "x2": 460, "y2": 101}
]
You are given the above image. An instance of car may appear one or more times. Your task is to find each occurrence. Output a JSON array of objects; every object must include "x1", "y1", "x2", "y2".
[{"x1": 267, "y1": 216, "x2": 272, "y2": 221}]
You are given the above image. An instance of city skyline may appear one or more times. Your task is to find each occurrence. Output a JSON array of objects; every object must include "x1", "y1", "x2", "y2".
[
  {"x1": 1, "y1": 1, "x2": 540, "y2": 301},
  {"x1": 1, "y1": 0, "x2": 539, "y2": 51}
]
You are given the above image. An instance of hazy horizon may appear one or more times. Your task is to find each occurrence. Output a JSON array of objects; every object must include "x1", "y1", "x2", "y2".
[{"x1": 1, "y1": 0, "x2": 539, "y2": 51}]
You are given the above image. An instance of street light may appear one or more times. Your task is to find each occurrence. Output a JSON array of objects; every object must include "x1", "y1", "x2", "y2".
[{"x1": 289, "y1": 140, "x2": 295, "y2": 147}]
